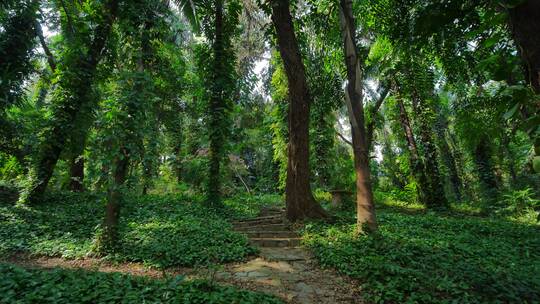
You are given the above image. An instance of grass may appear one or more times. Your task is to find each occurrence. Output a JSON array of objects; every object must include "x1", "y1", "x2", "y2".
[
  {"x1": 0, "y1": 191, "x2": 256, "y2": 268},
  {"x1": 0, "y1": 263, "x2": 283, "y2": 303},
  {"x1": 301, "y1": 199, "x2": 540, "y2": 303}
]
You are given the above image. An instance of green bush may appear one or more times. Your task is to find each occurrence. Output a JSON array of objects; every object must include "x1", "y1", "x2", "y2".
[
  {"x1": 0, "y1": 191, "x2": 256, "y2": 267},
  {"x1": 0, "y1": 264, "x2": 283, "y2": 303},
  {"x1": 302, "y1": 209, "x2": 540, "y2": 303}
]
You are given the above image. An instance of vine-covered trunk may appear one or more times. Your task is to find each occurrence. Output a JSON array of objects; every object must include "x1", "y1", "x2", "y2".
[
  {"x1": 100, "y1": 147, "x2": 129, "y2": 251},
  {"x1": 338, "y1": 0, "x2": 377, "y2": 232},
  {"x1": 474, "y1": 137, "x2": 498, "y2": 200},
  {"x1": 396, "y1": 93, "x2": 429, "y2": 203},
  {"x1": 416, "y1": 99, "x2": 448, "y2": 209},
  {"x1": 270, "y1": 0, "x2": 327, "y2": 221},
  {"x1": 433, "y1": 110, "x2": 461, "y2": 201},
  {"x1": 22, "y1": 0, "x2": 118, "y2": 203},
  {"x1": 206, "y1": 0, "x2": 228, "y2": 207},
  {"x1": 68, "y1": 154, "x2": 84, "y2": 192}
]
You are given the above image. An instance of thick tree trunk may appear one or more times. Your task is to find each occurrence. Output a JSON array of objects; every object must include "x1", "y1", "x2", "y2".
[
  {"x1": 508, "y1": 0, "x2": 540, "y2": 172},
  {"x1": 23, "y1": 0, "x2": 118, "y2": 203},
  {"x1": 338, "y1": 0, "x2": 377, "y2": 232},
  {"x1": 509, "y1": 1, "x2": 540, "y2": 94},
  {"x1": 270, "y1": 0, "x2": 327, "y2": 221}
]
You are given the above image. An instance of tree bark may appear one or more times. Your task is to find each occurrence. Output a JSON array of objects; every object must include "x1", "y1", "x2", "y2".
[
  {"x1": 270, "y1": 0, "x2": 327, "y2": 221},
  {"x1": 338, "y1": 0, "x2": 377, "y2": 232}
]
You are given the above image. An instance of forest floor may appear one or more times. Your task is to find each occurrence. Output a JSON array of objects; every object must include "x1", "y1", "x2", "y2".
[{"x1": 2, "y1": 247, "x2": 361, "y2": 303}]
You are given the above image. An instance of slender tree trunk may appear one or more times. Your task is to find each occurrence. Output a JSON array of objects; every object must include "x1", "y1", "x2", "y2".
[
  {"x1": 338, "y1": 0, "x2": 377, "y2": 232},
  {"x1": 22, "y1": 0, "x2": 118, "y2": 203},
  {"x1": 270, "y1": 0, "x2": 327, "y2": 221},
  {"x1": 434, "y1": 107, "x2": 461, "y2": 201},
  {"x1": 366, "y1": 87, "x2": 389, "y2": 152},
  {"x1": 395, "y1": 91, "x2": 429, "y2": 203}
]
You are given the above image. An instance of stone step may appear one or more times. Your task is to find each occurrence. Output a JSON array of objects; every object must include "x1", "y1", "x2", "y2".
[
  {"x1": 233, "y1": 217, "x2": 284, "y2": 227},
  {"x1": 234, "y1": 223, "x2": 289, "y2": 232},
  {"x1": 249, "y1": 237, "x2": 301, "y2": 247},
  {"x1": 235, "y1": 215, "x2": 282, "y2": 223},
  {"x1": 245, "y1": 231, "x2": 298, "y2": 238}
]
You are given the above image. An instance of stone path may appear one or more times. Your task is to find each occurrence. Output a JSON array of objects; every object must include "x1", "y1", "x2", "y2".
[
  {"x1": 221, "y1": 207, "x2": 363, "y2": 303},
  {"x1": 214, "y1": 247, "x2": 362, "y2": 303}
]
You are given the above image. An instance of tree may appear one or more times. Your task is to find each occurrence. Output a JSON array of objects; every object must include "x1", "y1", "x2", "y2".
[
  {"x1": 338, "y1": 0, "x2": 377, "y2": 231},
  {"x1": 269, "y1": 0, "x2": 327, "y2": 221},
  {"x1": 21, "y1": 0, "x2": 119, "y2": 203}
]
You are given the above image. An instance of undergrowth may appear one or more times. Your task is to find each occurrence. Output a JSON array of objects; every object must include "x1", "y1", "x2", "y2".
[
  {"x1": 0, "y1": 191, "x2": 256, "y2": 268},
  {"x1": 302, "y1": 201, "x2": 540, "y2": 303},
  {"x1": 0, "y1": 263, "x2": 282, "y2": 303}
]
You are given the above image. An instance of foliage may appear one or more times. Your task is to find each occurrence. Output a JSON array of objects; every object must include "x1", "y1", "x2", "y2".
[
  {"x1": 0, "y1": 192, "x2": 255, "y2": 268},
  {"x1": 0, "y1": 264, "x2": 283, "y2": 304},
  {"x1": 223, "y1": 192, "x2": 283, "y2": 219},
  {"x1": 302, "y1": 204, "x2": 540, "y2": 303}
]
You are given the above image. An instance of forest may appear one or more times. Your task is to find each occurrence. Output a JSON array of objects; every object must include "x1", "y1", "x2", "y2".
[{"x1": 1, "y1": 0, "x2": 539, "y2": 303}]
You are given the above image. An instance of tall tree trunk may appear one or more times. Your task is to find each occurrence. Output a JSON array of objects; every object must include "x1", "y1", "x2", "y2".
[
  {"x1": 508, "y1": 0, "x2": 540, "y2": 172},
  {"x1": 395, "y1": 90, "x2": 429, "y2": 203},
  {"x1": 338, "y1": 0, "x2": 377, "y2": 232},
  {"x1": 22, "y1": 0, "x2": 118, "y2": 203},
  {"x1": 270, "y1": 0, "x2": 327, "y2": 221},
  {"x1": 415, "y1": 97, "x2": 448, "y2": 209},
  {"x1": 434, "y1": 107, "x2": 461, "y2": 201}
]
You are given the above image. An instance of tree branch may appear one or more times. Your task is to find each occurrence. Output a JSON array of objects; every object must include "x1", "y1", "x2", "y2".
[
  {"x1": 35, "y1": 19, "x2": 56, "y2": 72},
  {"x1": 336, "y1": 131, "x2": 353, "y2": 147}
]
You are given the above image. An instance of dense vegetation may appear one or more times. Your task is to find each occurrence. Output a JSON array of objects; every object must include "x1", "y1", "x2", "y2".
[
  {"x1": 0, "y1": 264, "x2": 282, "y2": 303},
  {"x1": 1, "y1": 0, "x2": 539, "y2": 302},
  {"x1": 303, "y1": 196, "x2": 540, "y2": 303},
  {"x1": 0, "y1": 192, "x2": 259, "y2": 267}
]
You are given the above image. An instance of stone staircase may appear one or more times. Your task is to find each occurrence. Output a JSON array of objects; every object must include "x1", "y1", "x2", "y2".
[{"x1": 233, "y1": 207, "x2": 301, "y2": 248}]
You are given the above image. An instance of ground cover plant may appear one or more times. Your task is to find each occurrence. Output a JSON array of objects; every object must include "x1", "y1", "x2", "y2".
[
  {"x1": 302, "y1": 197, "x2": 540, "y2": 303},
  {"x1": 0, "y1": 263, "x2": 282, "y2": 304},
  {"x1": 0, "y1": 191, "x2": 255, "y2": 268}
]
